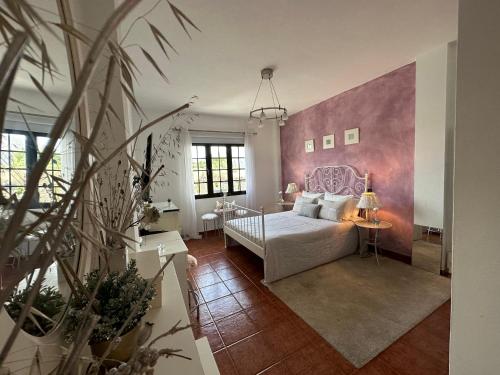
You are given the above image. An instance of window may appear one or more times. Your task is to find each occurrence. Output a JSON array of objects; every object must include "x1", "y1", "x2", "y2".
[
  {"x1": 1, "y1": 130, "x2": 61, "y2": 207},
  {"x1": 192, "y1": 144, "x2": 246, "y2": 199}
]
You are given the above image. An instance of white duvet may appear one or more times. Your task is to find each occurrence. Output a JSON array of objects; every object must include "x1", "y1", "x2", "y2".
[{"x1": 226, "y1": 211, "x2": 359, "y2": 283}]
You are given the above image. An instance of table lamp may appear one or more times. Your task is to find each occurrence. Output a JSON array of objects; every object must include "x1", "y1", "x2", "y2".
[
  {"x1": 357, "y1": 192, "x2": 382, "y2": 223},
  {"x1": 285, "y1": 182, "x2": 299, "y2": 201}
]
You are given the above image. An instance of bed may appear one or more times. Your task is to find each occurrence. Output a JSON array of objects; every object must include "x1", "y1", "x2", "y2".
[{"x1": 222, "y1": 165, "x2": 369, "y2": 283}]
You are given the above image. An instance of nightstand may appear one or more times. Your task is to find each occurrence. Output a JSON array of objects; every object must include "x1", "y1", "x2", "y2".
[{"x1": 354, "y1": 220, "x2": 392, "y2": 265}]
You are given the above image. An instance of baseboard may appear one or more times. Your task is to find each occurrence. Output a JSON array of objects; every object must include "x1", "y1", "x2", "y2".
[
  {"x1": 368, "y1": 245, "x2": 412, "y2": 265},
  {"x1": 440, "y1": 270, "x2": 452, "y2": 278}
]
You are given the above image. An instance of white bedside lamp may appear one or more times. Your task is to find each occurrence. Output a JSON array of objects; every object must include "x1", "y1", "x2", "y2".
[
  {"x1": 285, "y1": 182, "x2": 299, "y2": 201},
  {"x1": 357, "y1": 192, "x2": 382, "y2": 223}
]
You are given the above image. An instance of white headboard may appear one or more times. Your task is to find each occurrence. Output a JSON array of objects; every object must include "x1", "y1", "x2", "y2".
[{"x1": 304, "y1": 165, "x2": 368, "y2": 198}]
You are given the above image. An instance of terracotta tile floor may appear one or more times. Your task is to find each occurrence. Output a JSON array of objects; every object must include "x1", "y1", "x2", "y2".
[{"x1": 187, "y1": 233, "x2": 451, "y2": 375}]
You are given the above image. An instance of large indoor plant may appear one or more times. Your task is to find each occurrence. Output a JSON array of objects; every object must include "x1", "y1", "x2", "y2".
[
  {"x1": 65, "y1": 259, "x2": 155, "y2": 363},
  {"x1": 0, "y1": 0, "x2": 198, "y2": 373}
]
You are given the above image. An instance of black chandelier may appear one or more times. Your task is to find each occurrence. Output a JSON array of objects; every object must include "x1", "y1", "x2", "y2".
[{"x1": 248, "y1": 68, "x2": 288, "y2": 128}]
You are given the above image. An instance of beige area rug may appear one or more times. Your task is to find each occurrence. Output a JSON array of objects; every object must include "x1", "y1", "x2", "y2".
[{"x1": 266, "y1": 255, "x2": 450, "y2": 368}]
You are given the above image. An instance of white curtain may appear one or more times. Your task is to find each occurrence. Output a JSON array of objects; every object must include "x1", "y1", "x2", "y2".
[
  {"x1": 179, "y1": 129, "x2": 201, "y2": 239},
  {"x1": 244, "y1": 133, "x2": 257, "y2": 210}
]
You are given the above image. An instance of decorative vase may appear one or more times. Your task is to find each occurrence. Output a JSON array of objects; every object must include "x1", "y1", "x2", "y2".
[{"x1": 90, "y1": 324, "x2": 141, "y2": 365}]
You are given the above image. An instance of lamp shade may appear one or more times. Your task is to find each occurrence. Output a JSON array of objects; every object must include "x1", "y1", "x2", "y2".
[
  {"x1": 356, "y1": 192, "x2": 382, "y2": 209},
  {"x1": 285, "y1": 183, "x2": 299, "y2": 194}
]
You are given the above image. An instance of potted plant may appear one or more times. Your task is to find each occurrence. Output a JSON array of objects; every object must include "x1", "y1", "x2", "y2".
[
  {"x1": 65, "y1": 260, "x2": 155, "y2": 363},
  {"x1": 5, "y1": 284, "x2": 65, "y2": 337}
]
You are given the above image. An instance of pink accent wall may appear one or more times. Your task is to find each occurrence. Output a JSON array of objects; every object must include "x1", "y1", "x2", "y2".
[{"x1": 280, "y1": 63, "x2": 415, "y2": 255}]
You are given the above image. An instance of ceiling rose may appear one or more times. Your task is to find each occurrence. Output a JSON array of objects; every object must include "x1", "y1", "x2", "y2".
[{"x1": 248, "y1": 68, "x2": 288, "y2": 128}]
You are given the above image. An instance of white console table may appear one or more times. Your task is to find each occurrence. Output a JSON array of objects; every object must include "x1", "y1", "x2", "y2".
[
  {"x1": 135, "y1": 231, "x2": 219, "y2": 374},
  {"x1": 147, "y1": 201, "x2": 182, "y2": 233},
  {"x1": 139, "y1": 231, "x2": 189, "y2": 306}
]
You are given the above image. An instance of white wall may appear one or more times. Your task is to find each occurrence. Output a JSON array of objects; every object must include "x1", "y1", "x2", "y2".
[
  {"x1": 450, "y1": 1, "x2": 500, "y2": 373},
  {"x1": 414, "y1": 45, "x2": 448, "y2": 229},
  {"x1": 132, "y1": 109, "x2": 281, "y2": 233},
  {"x1": 443, "y1": 41, "x2": 457, "y2": 271}
]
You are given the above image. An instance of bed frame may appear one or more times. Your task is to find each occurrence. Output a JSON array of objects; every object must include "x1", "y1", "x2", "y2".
[{"x1": 222, "y1": 165, "x2": 369, "y2": 259}]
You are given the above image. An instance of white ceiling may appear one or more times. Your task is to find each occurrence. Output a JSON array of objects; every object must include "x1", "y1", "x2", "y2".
[
  {"x1": 6, "y1": 1, "x2": 458, "y2": 118},
  {"x1": 122, "y1": 0, "x2": 458, "y2": 117}
]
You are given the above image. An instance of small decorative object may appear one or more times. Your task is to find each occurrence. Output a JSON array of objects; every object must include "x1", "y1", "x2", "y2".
[
  {"x1": 142, "y1": 205, "x2": 160, "y2": 226},
  {"x1": 344, "y1": 128, "x2": 360, "y2": 145},
  {"x1": 323, "y1": 134, "x2": 335, "y2": 149},
  {"x1": 305, "y1": 139, "x2": 315, "y2": 153},
  {"x1": 357, "y1": 192, "x2": 382, "y2": 222},
  {"x1": 372, "y1": 207, "x2": 380, "y2": 224},
  {"x1": 65, "y1": 260, "x2": 155, "y2": 363},
  {"x1": 285, "y1": 182, "x2": 299, "y2": 201},
  {"x1": 278, "y1": 191, "x2": 284, "y2": 203},
  {"x1": 215, "y1": 200, "x2": 223, "y2": 209},
  {"x1": 167, "y1": 198, "x2": 172, "y2": 207}
]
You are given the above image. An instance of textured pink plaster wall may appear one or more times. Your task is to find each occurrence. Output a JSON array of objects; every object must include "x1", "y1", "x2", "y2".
[{"x1": 280, "y1": 63, "x2": 415, "y2": 255}]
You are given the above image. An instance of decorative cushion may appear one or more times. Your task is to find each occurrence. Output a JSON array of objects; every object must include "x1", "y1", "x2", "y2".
[
  {"x1": 324, "y1": 193, "x2": 354, "y2": 202},
  {"x1": 187, "y1": 254, "x2": 198, "y2": 269},
  {"x1": 322, "y1": 194, "x2": 360, "y2": 219},
  {"x1": 318, "y1": 198, "x2": 352, "y2": 222},
  {"x1": 235, "y1": 209, "x2": 248, "y2": 216},
  {"x1": 292, "y1": 196, "x2": 315, "y2": 212},
  {"x1": 298, "y1": 203, "x2": 321, "y2": 219},
  {"x1": 215, "y1": 200, "x2": 236, "y2": 209},
  {"x1": 301, "y1": 191, "x2": 324, "y2": 201}
]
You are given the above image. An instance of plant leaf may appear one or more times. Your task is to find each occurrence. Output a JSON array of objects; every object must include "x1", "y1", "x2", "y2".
[
  {"x1": 120, "y1": 60, "x2": 134, "y2": 93},
  {"x1": 121, "y1": 81, "x2": 146, "y2": 118},
  {"x1": 147, "y1": 21, "x2": 178, "y2": 60},
  {"x1": 9, "y1": 97, "x2": 43, "y2": 112},
  {"x1": 118, "y1": 44, "x2": 140, "y2": 79},
  {"x1": 167, "y1": 1, "x2": 201, "y2": 39},
  {"x1": 140, "y1": 47, "x2": 169, "y2": 83},
  {"x1": 29, "y1": 74, "x2": 60, "y2": 111},
  {"x1": 0, "y1": 32, "x2": 27, "y2": 137},
  {"x1": 51, "y1": 22, "x2": 91, "y2": 45}
]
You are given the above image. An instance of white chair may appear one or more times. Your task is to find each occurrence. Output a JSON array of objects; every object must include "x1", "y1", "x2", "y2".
[{"x1": 201, "y1": 213, "x2": 219, "y2": 238}]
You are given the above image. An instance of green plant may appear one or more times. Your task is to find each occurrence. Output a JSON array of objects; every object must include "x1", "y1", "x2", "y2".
[
  {"x1": 65, "y1": 259, "x2": 155, "y2": 345},
  {"x1": 0, "y1": 0, "x2": 198, "y2": 371},
  {"x1": 5, "y1": 285, "x2": 65, "y2": 337}
]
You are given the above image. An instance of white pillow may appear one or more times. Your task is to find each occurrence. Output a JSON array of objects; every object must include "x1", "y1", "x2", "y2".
[
  {"x1": 293, "y1": 196, "x2": 315, "y2": 212},
  {"x1": 318, "y1": 198, "x2": 350, "y2": 222},
  {"x1": 324, "y1": 192, "x2": 354, "y2": 202},
  {"x1": 301, "y1": 191, "x2": 324, "y2": 202}
]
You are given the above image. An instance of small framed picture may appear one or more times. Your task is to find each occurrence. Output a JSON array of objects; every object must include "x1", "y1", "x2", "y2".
[
  {"x1": 344, "y1": 128, "x2": 360, "y2": 145},
  {"x1": 305, "y1": 139, "x2": 315, "y2": 153},
  {"x1": 323, "y1": 134, "x2": 335, "y2": 149}
]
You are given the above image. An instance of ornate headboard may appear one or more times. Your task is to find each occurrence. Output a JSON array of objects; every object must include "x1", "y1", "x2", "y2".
[{"x1": 304, "y1": 165, "x2": 368, "y2": 198}]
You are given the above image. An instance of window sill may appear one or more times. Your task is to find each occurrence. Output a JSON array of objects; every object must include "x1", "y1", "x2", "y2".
[{"x1": 195, "y1": 192, "x2": 246, "y2": 200}]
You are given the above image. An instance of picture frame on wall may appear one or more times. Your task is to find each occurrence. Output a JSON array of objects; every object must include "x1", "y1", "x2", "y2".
[
  {"x1": 344, "y1": 128, "x2": 360, "y2": 145},
  {"x1": 305, "y1": 139, "x2": 315, "y2": 153},
  {"x1": 323, "y1": 134, "x2": 335, "y2": 149}
]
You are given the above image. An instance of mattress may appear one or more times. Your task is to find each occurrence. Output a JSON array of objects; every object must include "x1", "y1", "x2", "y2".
[{"x1": 226, "y1": 211, "x2": 359, "y2": 282}]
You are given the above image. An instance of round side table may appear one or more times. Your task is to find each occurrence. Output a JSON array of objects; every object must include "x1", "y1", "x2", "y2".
[{"x1": 354, "y1": 220, "x2": 392, "y2": 265}]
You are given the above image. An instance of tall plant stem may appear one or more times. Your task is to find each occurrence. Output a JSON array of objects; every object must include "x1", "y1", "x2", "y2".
[{"x1": 0, "y1": 0, "x2": 143, "y2": 271}]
